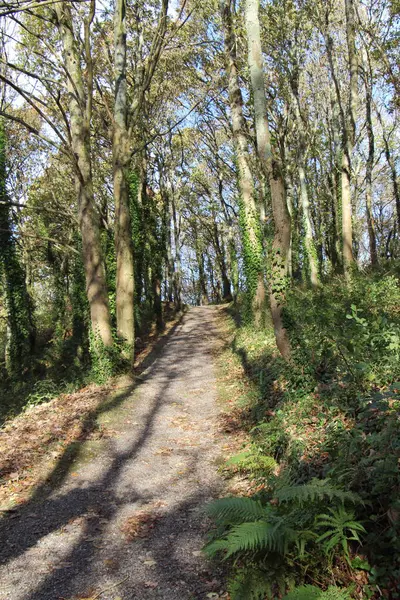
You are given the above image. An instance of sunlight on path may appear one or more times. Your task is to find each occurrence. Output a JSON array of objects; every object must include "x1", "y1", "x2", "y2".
[{"x1": 0, "y1": 307, "x2": 228, "y2": 600}]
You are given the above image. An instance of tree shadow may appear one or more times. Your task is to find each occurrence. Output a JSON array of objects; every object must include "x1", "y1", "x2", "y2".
[{"x1": 0, "y1": 307, "x2": 226, "y2": 600}]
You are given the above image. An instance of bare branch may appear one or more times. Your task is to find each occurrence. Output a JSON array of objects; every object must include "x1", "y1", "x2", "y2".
[{"x1": 0, "y1": 0, "x2": 89, "y2": 18}]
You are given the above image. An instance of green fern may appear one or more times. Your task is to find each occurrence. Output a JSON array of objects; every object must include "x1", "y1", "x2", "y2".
[
  {"x1": 229, "y1": 567, "x2": 272, "y2": 600},
  {"x1": 206, "y1": 496, "x2": 268, "y2": 523},
  {"x1": 316, "y1": 506, "x2": 366, "y2": 564},
  {"x1": 223, "y1": 519, "x2": 296, "y2": 556},
  {"x1": 283, "y1": 585, "x2": 351, "y2": 600},
  {"x1": 274, "y1": 479, "x2": 361, "y2": 507}
]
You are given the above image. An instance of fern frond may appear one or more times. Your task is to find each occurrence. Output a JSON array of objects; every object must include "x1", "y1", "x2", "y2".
[
  {"x1": 315, "y1": 506, "x2": 366, "y2": 563},
  {"x1": 275, "y1": 479, "x2": 361, "y2": 507},
  {"x1": 206, "y1": 496, "x2": 268, "y2": 523},
  {"x1": 283, "y1": 585, "x2": 352, "y2": 600},
  {"x1": 282, "y1": 585, "x2": 322, "y2": 600},
  {"x1": 203, "y1": 538, "x2": 230, "y2": 558},
  {"x1": 293, "y1": 529, "x2": 318, "y2": 558},
  {"x1": 224, "y1": 519, "x2": 295, "y2": 557},
  {"x1": 229, "y1": 567, "x2": 272, "y2": 600}
]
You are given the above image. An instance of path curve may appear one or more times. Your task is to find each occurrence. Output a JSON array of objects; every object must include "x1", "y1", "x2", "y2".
[{"x1": 0, "y1": 306, "x2": 227, "y2": 600}]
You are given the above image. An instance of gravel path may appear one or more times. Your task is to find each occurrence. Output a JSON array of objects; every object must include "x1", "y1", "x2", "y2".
[{"x1": 0, "y1": 306, "x2": 228, "y2": 600}]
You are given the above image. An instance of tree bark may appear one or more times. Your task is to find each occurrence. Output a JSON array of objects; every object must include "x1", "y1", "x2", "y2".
[
  {"x1": 171, "y1": 190, "x2": 182, "y2": 311},
  {"x1": 220, "y1": 0, "x2": 265, "y2": 326},
  {"x1": 376, "y1": 109, "x2": 400, "y2": 232},
  {"x1": 325, "y1": 5, "x2": 356, "y2": 276},
  {"x1": 289, "y1": 81, "x2": 320, "y2": 286},
  {"x1": 342, "y1": 0, "x2": 358, "y2": 274},
  {"x1": 244, "y1": 0, "x2": 291, "y2": 359},
  {"x1": 55, "y1": 2, "x2": 113, "y2": 347},
  {"x1": 113, "y1": 0, "x2": 135, "y2": 358},
  {"x1": 212, "y1": 216, "x2": 232, "y2": 302},
  {"x1": 362, "y1": 48, "x2": 378, "y2": 266},
  {"x1": 194, "y1": 222, "x2": 208, "y2": 305}
]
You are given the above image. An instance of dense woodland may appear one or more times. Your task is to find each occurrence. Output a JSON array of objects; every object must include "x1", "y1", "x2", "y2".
[{"x1": 0, "y1": 0, "x2": 400, "y2": 598}]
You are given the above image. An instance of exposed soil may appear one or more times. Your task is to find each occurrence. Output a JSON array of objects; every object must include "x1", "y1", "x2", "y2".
[{"x1": 0, "y1": 306, "x2": 231, "y2": 600}]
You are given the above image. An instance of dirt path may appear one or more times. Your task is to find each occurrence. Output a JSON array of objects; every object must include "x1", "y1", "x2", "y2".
[{"x1": 0, "y1": 307, "x2": 229, "y2": 600}]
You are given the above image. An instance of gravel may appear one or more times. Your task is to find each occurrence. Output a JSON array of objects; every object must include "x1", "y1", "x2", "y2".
[{"x1": 0, "y1": 306, "x2": 228, "y2": 600}]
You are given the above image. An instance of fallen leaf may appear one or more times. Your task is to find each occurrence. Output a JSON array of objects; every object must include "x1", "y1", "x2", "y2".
[
  {"x1": 143, "y1": 559, "x2": 157, "y2": 566},
  {"x1": 144, "y1": 581, "x2": 158, "y2": 588}
]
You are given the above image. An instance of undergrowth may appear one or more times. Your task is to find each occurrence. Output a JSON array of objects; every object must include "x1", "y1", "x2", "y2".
[
  {"x1": 207, "y1": 271, "x2": 400, "y2": 599},
  {"x1": 0, "y1": 302, "x2": 182, "y2": 425}
]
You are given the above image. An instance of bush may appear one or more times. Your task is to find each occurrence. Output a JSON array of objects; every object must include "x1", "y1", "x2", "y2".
[{"x1": 208, "y1": 272, "x2": 400, "y2": 598}]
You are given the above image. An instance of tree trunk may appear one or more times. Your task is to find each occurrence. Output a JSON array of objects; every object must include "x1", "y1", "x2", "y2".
[
  {"x1": 244, "y1": 0, "x2": 291, "y2": 359},
  {"x1": 113, "y1": 0, "x2": 135, "y2": 358},
  {"x1": 330, "y1": 94, "x2": 343, "y2": 272},
  {"x1": 171, "y1": 191, "x2": 182, "y2": 311},
  {"x1": 194, "y1": 222, "x2": 208, "y2": 305},
  {"x1": 342, "y1": 0, "x2": 358, "y2": 275},
  {"x1": 162, "y1": 182, "x2": 174, "y2": 303},
  {"x1": 341, "y1": 148, "x2": 354, "y2": 272},
  {"x1": 377, "y1": 110, "x2": 400, "y2": 232},
  {"x1": 298, "y1": 161, "x2": 320, "y2": 286},
  {"x1": 220, "y1": 0, "x2": 265, "y2": 326},
  {"x1": 55, "y1": 2, "x2": 113, "y2": 347},
  {"x1": 325, "y1": 6, "x2": 356, "y2": 276},
  {"x1": 362, "y1": 48, "x2": 378, "y2": 266},
  {"x1": 289, "y1": 80, "x2": 319, "y2": 286},
  {"x1": 212, "y1": 218, "x2": 232, "y2": 301}
]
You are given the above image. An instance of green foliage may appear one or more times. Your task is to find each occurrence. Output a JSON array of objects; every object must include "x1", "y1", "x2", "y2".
[
  {"x1": 205, "y1": 480, "x2": 364, "y2": 597},
  {"x1": 283, "y1": 586, "x2": 351, "y2": 600},
  {"x1": 0, "y1": 119, "x2": 35, "y2": 377},
  {"x1": 315, "y1": 507, "x2": 366, "y2": 564},
  {"x1": 274, "y1": 479, "x2": 361, "y2": 507},
  {"x1": 284, "y1": 273, "x2": 400, "y2": 386},
  {"x1": 103, "y1": 228, "x2": 117, "y2": 323},
  {"x1": 129, "y1": 170, "x2": 144, "y2": 314},
  {"x1": 88, "y1": 329, "x2": 123, "y2": 384},
  {"x1": 206, "y1": 496, "x2": 267, "y2": 524},
  {"x1": 238, "y1": 198, "x2": 265, "y2": 324},
  {"x1": 226, "y1": 451, "x2": 278, "y2": 476},
  {"x1": 228, "y1": 567, "x2": 275, "y2": 600},
  {"x1": 211, "y1": 272, "x2": 400, "y2": 597}
]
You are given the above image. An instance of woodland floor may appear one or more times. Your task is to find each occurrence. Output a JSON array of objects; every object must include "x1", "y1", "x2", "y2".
[{"x1": 0, "y1": 306, "x2": 236, "y2": 600}]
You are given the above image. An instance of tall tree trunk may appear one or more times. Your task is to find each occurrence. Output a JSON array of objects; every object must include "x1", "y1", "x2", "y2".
[
  {"x1": 330, "y1": 94, "x2": 343, "y2": 271},
  {"x1": 325, "y1": 5, "x2": 356, "y2": 276},
  {"x1": 342, "y1": 0, "x2": 358, "y2": 274},
  {"x1": 220, "y1": 0, "x2": 265, "y2": 326},
  {"x1": 289, "y1": 80, "x2": 319, "y2": 286},
  {"x1": 55, "y1": 2, "x2": 113, "y2": 347},
  {"x1": 162, "y1": 183, "x2": 174, "y2": 303},
  {"x1": 298, "y1": 161, "x2": 319, "y2": 286},
  {"x1": 244, "y1": 0, "x2": 291, "y2": 359},
  {"x1": 113, "y1": 0, "x2": 135, "y2": 358},
  {"x1": 194, "y1": 222, "x2": 208, "y2": 305},
  {"x1": 341, "y1": 148, "x2": 354, "y2": 272},
  {"x1": 212, "y1": 218, "x2": 232, "y2": 301},
  {"x1": 171, "y1": 191, "x2": 182, "y2": 311},
  {"x1": 376, "y1": 109, "x2": 400, "y2": 231},
  {"x1": 362, "y1": 49, "x2": 378, "y2": 266}
]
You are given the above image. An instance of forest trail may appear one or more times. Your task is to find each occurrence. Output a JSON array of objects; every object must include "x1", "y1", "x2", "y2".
[{"x1": 0, "y1": 306, "x2": 229, "y2": 600}]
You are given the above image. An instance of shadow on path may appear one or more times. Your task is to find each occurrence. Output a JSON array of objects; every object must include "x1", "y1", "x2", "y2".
[{"x1": 0, "y1": 307, "x2": 227, "y2": 600}]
